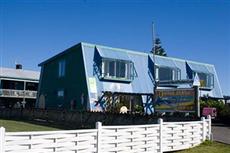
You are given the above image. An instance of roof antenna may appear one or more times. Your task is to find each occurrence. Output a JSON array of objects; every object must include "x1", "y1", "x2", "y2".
[
  {"x1": 152, "y1": 22, "x2": 155, "y2": 53},
  {"x1": 152, "y1": 22, "x2": 157, "y2": 110}
]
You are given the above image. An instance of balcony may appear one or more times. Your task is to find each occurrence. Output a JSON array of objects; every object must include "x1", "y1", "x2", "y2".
[{"x1": 0, "y1": 89, "x2": 37, "y2": 99}]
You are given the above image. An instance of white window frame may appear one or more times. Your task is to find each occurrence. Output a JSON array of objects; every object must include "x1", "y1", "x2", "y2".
[
  {"x1": 195, "y1": 72, "x2": 214, "y2": 89},
  {"x1": 156, "y1": 66, "x2": 181, "y2": 81},
  {"x1": 101, "y1": 59, "x2": 134, "y2": 81}
]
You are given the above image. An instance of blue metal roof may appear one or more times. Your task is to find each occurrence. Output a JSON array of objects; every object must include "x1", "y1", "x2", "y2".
[
  {"x1": 150, "y1": 55, "x2": 188, "y2": 79},
  {"x1": 186, "y1": 61, "x2": 211, "y2": 74},
  {"x1": 81, "y1": 42, "x2": 223, "y2": 102},
  {"x1": 82, "y1": 44, "x2": 152, "y2": 94},
  {"x1": 96, "y1": 46, "x2": 131, "y2": 61},
  {"x1": 153, "y1": 55, "x2": 178, "y2": 68}
]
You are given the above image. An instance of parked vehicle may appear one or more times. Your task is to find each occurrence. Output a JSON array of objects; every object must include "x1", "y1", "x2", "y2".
[{"x1": 202, "y1": 107, "x2": 217, "y2": 119}]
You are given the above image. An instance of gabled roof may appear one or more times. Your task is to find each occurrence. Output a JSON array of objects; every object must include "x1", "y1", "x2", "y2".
[
  {"x1": 37, "y1": 42, "x2": 222, "y2": 98},
  {"x1": 80, "y1": 42, "x2": 223, "y2": 99},
  {"x1": 38, "y1": 43, "x2": 81, "y2": 66},
  {"x1": 39, "y1": 41, "x2": 214, "y2": 67},
  {"x1": 0, "y1": 67, "x2": 40, "y2": 81}
]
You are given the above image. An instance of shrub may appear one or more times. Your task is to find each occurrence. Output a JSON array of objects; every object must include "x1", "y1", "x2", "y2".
[
  {"x1": 134, "y1": 104, "x2": 143, "y2": 113},
  {"x1": 219, "y1": 105, "x2": 230, "y2": 124},
  {"x1": 200, "y1": 99, "x2": 225, "y2": 114},
  {"x1": 200, "y1": 99, "x2": 230, "y2": 124}
]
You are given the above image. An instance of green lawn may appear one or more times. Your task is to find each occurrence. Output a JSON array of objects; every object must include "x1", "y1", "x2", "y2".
[
  {"x1": 0, "y1": 119, "x2": 61, "y2": 132},
  {"x1": 175, "y1": 141, "x2": 230, "y2": 153}
]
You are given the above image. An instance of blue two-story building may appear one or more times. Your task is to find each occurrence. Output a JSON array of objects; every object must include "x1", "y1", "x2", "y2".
[{"x1": 37, "y1": 42, "x2": 223, "y2": 113}]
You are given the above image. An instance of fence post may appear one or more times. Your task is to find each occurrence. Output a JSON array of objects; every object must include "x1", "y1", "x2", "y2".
[
  {"x1": 96, "y1": 122, "x2": 102, "y2": 153},
  {"x1": 158, "y1": 118, "x2": 163, "y2": 153},
  {"x1": 201, "y1": 117, "x2": 206, "y2": 141},
  {"x1": 0, "y1": 127, "x2": 5, "y2": 153},
  {"x1": 207, "y1": 115, "x2": 212, "y2": 140}
]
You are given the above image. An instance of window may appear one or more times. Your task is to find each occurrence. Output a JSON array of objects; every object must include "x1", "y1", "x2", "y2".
[
  {"x1": 58, "y1": 60, "x2": 66, "y2": 77},
  {"x1": 116, "y1": 61, "x2": 126, "y2": 78},
  {"x1": 57, "y1": 90, "x2": 64, "y2": 97},
  {"x1": 101, "y1": 59, "x2": 135, "y2": 81},
  {"x1": 196, "y1": 72, "x2": 214, "y2": 88},
  {"x1": 1, "y1": 80, "x2": 24, "y2": 90},
  {"x1": 109, "y1": 61, "x2": 115, "y2": 77},
  {"x1": 156, "y1": 67, "x2": 181, "y2": 81},
  {"x1": 26, "y1": 82, "x2": 38, "y2": 91}
]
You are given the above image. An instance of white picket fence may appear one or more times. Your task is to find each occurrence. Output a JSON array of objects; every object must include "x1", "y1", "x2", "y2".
[{"x1": 0, "y1": 116, "x2": 211, "y2": 153}]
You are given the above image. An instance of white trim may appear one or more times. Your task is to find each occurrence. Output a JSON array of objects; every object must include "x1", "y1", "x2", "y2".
[
  {"x1": 0, "y1": 127, "x2": 5, "y2": 152},
  {"x1": 0, "y1": 78, "x2": 38, "y2": 83}
]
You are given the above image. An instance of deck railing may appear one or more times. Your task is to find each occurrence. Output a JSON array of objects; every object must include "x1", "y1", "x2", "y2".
[
  {"x1": 0, "y1": 89, "x2": 37, "y2": 99},
  {"x1": 0, "y1": 116, "x2": 212, "y2": 153}
]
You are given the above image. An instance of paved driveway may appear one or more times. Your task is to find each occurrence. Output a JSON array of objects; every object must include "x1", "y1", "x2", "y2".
[{"x1": 212, "y1": 123, "x2": 230, "y2": 144}]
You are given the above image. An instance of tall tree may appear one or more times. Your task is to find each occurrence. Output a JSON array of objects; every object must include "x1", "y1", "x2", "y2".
[{"x1": 151, "y1": 37, "x2": 167, "y2": 56}]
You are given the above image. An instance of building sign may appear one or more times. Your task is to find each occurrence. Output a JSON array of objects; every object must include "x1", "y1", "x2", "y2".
[{"x1": 154, "y1": 88, "x2": 195, "y2": 112}]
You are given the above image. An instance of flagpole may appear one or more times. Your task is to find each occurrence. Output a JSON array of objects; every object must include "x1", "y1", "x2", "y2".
[{"x1": 152, "y1": 22, "x2": 157, "y2": 112}]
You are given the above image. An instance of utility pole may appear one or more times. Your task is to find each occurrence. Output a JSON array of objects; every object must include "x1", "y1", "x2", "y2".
[{"x1": 152, "y1": 22, "x2": 157, "y2": 111}]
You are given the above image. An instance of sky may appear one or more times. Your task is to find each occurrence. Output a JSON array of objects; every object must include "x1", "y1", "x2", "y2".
[{"x1": 0, "y1": 0, "x2": 230, "y2": 95}]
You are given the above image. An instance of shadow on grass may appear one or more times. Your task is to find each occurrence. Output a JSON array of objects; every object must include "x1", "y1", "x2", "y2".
[{"x1": 0, "y1": 117, "x2": 95, "y2": 131}]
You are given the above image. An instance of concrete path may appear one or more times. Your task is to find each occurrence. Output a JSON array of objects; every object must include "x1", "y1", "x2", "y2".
[{"x1": 212, "y1": 123, "x2": 230, "y2": 144}]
